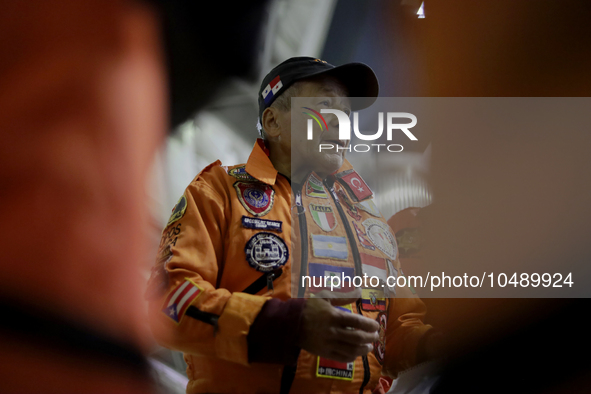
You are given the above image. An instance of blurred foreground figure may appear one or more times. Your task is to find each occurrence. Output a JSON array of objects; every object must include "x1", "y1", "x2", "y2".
[
  {"x1": 0, "y1": 2, "x2": 165, "y2": 392},
  {"x1": 0, "y1": 0, "x2": 265, "y2": 392}
]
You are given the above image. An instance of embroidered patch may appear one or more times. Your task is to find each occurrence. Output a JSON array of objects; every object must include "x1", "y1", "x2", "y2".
[
  {"x1": 234, "y1": 181, "x2": 274, "y2": 217},
  {"x1": 337, "y1": 188, "x2": 362, "y2": 221},
  {"x1": 310, "y1": 234, "x2": 348, "y2": 260},
  {"x1": 396, "y1": 228, "x2": 423, "y2": 257},
  {"x1": 228, "y1": 165, "x2": 257, "y2": 181},
  {"x1": 161, "y1": 279, "x2": 203, "y2": 324},
  {"x1": 241, "y1": 216, "x2": 282, "y2": 232},
  {"x1": 166, "y1": 194, "x2": 187, "y2": 227},
  {"x1": 261, "y1": 75, "x2": 283, "y2": 105},
  {"x1": 360, "y1": 252, "x2": 388, "y2": 284},
  {"x1": 355, "y1": 200, "x2": 381, "y2": 217},
  {"x1": 346, "y1": 206, "x2": 362, "y2": 221},
  {"x1": 309, "y1": 203, "x2": 337, "y2": 232},
  {"x1": 307, "y1": 263, "x2": 355, "y2": 293},
  {"x1": 159, "y1": 223, "x2": 181, "y2": 250},
  {"x1": 362, "y1": 219, "x2": 398, "y2": 260},
  {"x1": 336, "y1": 187, "x2": 354, "y2": 209},
  {"x1": 306, "y1": 174, "x2": 328, "y2": 198},
  {"x1": 317, "y1": 304, "x2": 355, "y2": 380},
  {"x1": 385, "y1": 260, "x2": 397, "y2": 297},
  {"x1": 353, "y1": 221, "x2": 375, "y2": 250},
  {"x1": 335, "y1": 304, "x2": 353, "y2": 313},
  {"x1": 374, "y1": 312, "x2": 387, "y2": 364},
  {"x1": 361, "y1": 288, "x2": 386, "y2": 312},
  {"x1": 245, "y1": 232, "x2": 289, "y2": 272},
  {"x1": 336, "y1": 170, "x2": 373, "y2": 202}
]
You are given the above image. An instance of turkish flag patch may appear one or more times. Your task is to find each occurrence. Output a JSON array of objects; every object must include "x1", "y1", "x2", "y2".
[{"x1": 336, "y1": 170, "x2": 373, "y2": 202}]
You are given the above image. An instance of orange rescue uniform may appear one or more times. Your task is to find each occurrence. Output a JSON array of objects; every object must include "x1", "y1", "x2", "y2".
[{"x1": 147, "y1": 139, "x2": 432, "y2": 394}]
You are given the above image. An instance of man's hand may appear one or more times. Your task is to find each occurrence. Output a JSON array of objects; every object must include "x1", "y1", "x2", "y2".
[{"x1": 297, "y1": 296, "x2": 379, "y2": 362}]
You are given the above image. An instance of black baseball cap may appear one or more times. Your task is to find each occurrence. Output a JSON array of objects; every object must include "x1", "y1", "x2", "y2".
[{"x1": 257, "y1": 57, "x2": 379, "y2": 120}]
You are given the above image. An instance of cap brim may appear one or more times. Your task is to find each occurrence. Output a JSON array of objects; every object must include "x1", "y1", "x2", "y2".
[{"x1": 304, "y1": 62, "x2": 379, "y2": 111}]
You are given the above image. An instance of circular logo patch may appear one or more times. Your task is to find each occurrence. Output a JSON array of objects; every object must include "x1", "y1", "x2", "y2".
[
  {"x1": 374, "y1": 312, "x2": 387, "y2": 364},
  {"x1": 234, "y1": 181, "x2": 275, "y2": 217},
  {"x1": 244, "y1": 188, "x2": 269, "y2": 208},
  {"x1": 245, "y1": 232, "x2": 289, "y2": 272},
  {"x1": 362, "y1": 219, "x2": 398, "y2": 260}
]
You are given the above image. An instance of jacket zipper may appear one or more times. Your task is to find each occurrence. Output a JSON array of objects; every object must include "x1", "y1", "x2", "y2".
[
  {"x1": 295, "y1": 187, "x2": 309, "y2": 298},
  {"x1": 356, "y1": 299, "x2": 372, "y2": 394},
  {"x1": 324, "y1": 177, "x2": 364, "y2": 277},
  {"x1": 324, "y1": 176, "x2": 370, "y2": 394}
]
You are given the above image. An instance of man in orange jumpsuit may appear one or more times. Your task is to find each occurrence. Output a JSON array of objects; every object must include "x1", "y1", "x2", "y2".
[{"x1": 147, "y1": 57, "x2": 441, "y2": 394}]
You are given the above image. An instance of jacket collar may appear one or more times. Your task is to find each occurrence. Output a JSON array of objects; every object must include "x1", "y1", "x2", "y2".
[
  {"x1": 245, "y1": 138, "x2": 355, "y2": 185},
  {"x1": 335, "y1": 159, "x2": 353, "y2": 174},
  {"x1": 245, "y1": 139, "x2": 278, "y2": 185}
]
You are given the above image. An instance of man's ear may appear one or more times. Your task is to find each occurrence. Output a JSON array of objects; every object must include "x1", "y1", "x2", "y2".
[{"x1": 262, "y1": 107, "x2": 281, "y2": 138}]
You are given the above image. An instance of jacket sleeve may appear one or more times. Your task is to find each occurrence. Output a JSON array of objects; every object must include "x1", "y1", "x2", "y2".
[
  {"x1": 382, "y1": 274, "x2": 433, "y2": 377},
  {"x1": 146, "y1": 165, "x2": 269, "y2": 366}
]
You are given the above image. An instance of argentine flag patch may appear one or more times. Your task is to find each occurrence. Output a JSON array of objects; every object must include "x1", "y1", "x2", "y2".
[{"x1": 310, "y1": 234, "x2": 348, "y2": 260}]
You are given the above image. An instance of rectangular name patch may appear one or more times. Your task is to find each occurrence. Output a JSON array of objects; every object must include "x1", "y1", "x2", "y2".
[{"x1": 241, "y1": 216, "x2": 282, "y2": 232}]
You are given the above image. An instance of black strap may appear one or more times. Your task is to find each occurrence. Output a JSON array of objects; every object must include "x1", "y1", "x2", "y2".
[
  {"x1": 186, "y1": 306, "x2": 219, "y2": 327},
  {"x1": 241, "y1": 268, "x2": 283, "y2": 295},
  {"x1": 186, "y1": 269, "x2": 283, "y2": 328},
  {"x1": 280, "y1": 364, "x2": 297, "y2": 394}
]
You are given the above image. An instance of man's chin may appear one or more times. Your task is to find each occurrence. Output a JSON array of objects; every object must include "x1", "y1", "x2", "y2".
[{"x1": 313, "y1": 152, "x2": 345, "y2": 178}]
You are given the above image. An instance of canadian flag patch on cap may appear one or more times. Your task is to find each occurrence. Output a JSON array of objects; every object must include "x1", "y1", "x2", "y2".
[{"x1": 261, "y1": 75, "x2": 283, "y2": 105}]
